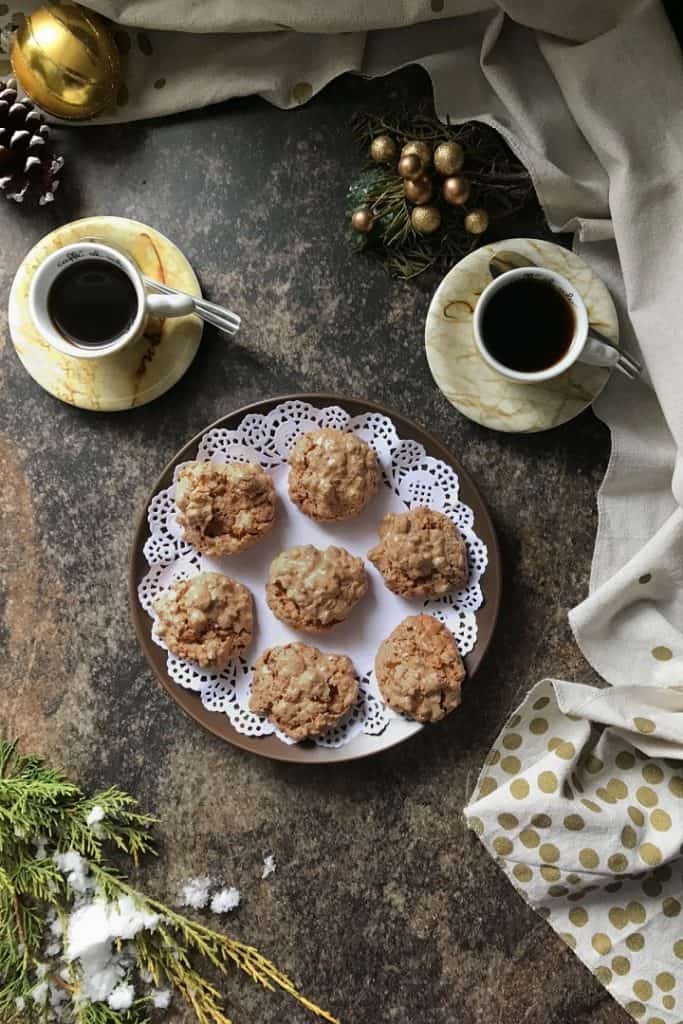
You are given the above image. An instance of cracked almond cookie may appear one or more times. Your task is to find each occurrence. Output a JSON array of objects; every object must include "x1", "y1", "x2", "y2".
[
  {"x1": 153, "y1": 572, "x2": 253, "y2": 670},
  {"x1": 288, "y1": 428, "x2": 379, "y2": 521},
  {"x1": 368, "y1": 506, "x2": 468, "y2": 598},
  {"x1": 375, "y1": 614, "x2": 464, "y2": 722},
  {"x1": 249, "y1": 642, "x2": 358, "y2": 740},
  {"x1": 175, "y1": 460, "x2": 275, "y2": 556},
  {"x1": 266, "y1": 544, "x2": 367, "y2": 632}
]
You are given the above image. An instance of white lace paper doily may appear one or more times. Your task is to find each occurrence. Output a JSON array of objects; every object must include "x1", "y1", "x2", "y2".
[{"x1": 138, "y1": 401, "x2": 489, "y2": 749}]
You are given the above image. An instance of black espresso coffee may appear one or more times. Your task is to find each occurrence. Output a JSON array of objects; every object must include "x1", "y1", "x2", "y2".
[
  {"x1": 480, "y1": 277, "x2": 575, "y2": 373},
  {"x1": 47, "y1": 258, "x2": 138, "y2": 347}
]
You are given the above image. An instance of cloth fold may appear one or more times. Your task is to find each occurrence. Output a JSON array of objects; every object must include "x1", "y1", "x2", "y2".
[
  {"x1": 4, "y1": 1, "x2": 682, "y2": 1018},
  {"x1": 465, "y1": 677, "x2": 683, "y2": 1022}
]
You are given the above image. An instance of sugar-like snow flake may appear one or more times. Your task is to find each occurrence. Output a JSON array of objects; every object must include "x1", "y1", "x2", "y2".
[
  {"x1": 151, "y1": 988, "x2": 172, "y2": 1009},
  {"x1": 30, "y1": 981, "x2": 48, "y2": 1004},
  {"x1": 177, "y1": 876, "x2": 214, "y2": 910},
  {"x1": 209, "y1": 887, "x2": 240, "y2": 914},
  {"x1": 261, "y1": 854, "x2": 276, "y2": 879},
  {"x1": 65, "y1": 893, "x2": 159, "y2": 1003},
  {"x1": 86, "y1": 805, "x2": 105, "y2": 826},
  {"x1": 107, "y1": 982, "x2": 135, "y2": 1010},
  {"x1": 53, "y1": 851, "x2": 93, "y2": 893}
]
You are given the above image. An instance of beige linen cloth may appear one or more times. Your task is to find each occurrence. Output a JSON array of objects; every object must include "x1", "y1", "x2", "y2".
[{"x1": 4, "y1": 1, "x2": 683, "y2": 1019}]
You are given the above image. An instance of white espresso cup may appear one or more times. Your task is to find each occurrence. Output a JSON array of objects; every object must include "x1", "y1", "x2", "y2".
[
  {"x1": 29, "y1": 241, "x2": 194, "y2": 360},
  {"x1": 473, "y1": 266, "x2": 616, "y2": 383}
]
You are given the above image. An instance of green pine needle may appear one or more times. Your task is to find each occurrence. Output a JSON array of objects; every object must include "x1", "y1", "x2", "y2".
[
  {"x1": 347, "y1": 107, "x2": 540, "y2": 279},
  {"x1": 0, "y1": 739, "x2": 339, "y2": 1024}
]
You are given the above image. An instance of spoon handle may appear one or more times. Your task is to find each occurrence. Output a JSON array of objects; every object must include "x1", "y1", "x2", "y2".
[{"x1": 143, "y1": 275, "x2": 241, "y2": 335}]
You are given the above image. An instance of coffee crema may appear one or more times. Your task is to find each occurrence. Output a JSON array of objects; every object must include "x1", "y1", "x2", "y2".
[
  {"x1": 47, "y1": 258, "x2": 137, "y2": 347},
  {"x1": 480, "y1": 277, "x2": 575, "y2": 373}
]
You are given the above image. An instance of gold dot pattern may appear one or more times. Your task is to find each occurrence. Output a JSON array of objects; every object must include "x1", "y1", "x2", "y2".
[
  {"x1": 467, "y1": 685, "x2": 682, "y2": 1018},
  {"x1": 651, "y1": 646, "x2": 673, "y2": 661},
  {"x1": 510, "y1": 779, "x2": 529, "y2": 800},
  {"x1": 501, "y1": 755, "x2": 521, "y2": 774},
  {"x1": 579, "y1": 848, "x2": 600, "y2": 869},
  {"x1": 592, "y1": 933, "x2": 612, "y2": 955},
  {"x1": 503, "y1": 733, "x2": 522, "y2": 750},
  {"x1": 637, "y1": 786, "x2": 658, "y2": 807},
  {"x1": 538, "y1": 771, "x2": 558, "y2": 793},
  {"x1": 650, "y1": 809, "x2": 672, "y2": 831}
]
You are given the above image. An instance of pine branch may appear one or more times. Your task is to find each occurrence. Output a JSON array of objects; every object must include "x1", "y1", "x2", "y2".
[
  {"x1": 0, "y1": 739, "x2": 340, "y2": 1024},
  {"x1": 347, "y1": 108, "x2": 540, "y2": 280}
]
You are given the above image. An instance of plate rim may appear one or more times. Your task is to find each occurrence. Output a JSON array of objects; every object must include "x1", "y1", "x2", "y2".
[{"x1": 128, "y1": 392, "x2": 503, "y2": 764}]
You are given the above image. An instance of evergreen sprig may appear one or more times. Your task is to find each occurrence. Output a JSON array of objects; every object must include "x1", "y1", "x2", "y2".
[
  {"x1": 0, "y1": 740, "x2": 338, "y2": 1024},
  {"x1": 348, "y1": 107, "x2": 540, "y2": 279}
]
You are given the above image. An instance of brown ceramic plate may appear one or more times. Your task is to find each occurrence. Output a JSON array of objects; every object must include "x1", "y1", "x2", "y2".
[{"x1": 129, "y1": 394, "x2": 502, "y2": 763}]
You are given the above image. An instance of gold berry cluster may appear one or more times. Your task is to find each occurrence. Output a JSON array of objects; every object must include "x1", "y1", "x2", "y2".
[{"x1": 351, "y1": 134, "x2": 489, "y2": 237}]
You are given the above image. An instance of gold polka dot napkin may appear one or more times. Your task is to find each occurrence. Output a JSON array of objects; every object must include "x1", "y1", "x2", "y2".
[{"x1": 466, "y1": 679, "x2": 683, "y2": 1024}]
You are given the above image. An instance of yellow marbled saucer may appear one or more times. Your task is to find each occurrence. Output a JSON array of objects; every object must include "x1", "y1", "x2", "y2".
[
  {"x1": 9, "y1": 216, "x2": 203, "y2": 412},
  {"x1": 425, "y1": 238, "x2": 619, "y2": 433}
]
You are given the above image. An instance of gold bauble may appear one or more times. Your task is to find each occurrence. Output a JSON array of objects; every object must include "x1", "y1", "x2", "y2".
[
  {"x1": 398, "y1": 153, "x2": 422, "y2": 181},
  {"x1": 411, "y1": 205, "x2": 441, "y2": 235},
  {"x1": 442, "y1": 175, "x2": 470, "y2": 205},
  {"x1": 11, "y1": 3, "x2": 121, "y2": 120},
  {"x1": 401, "y1": 140, "x2": 433, "y2": 169},
  {"x1": 351, "y1": 207, "x2": 375, "y2": 233},
  {"x1": 434, "y1": 141, "x2": 464, "y2": 175},
  {"x1": 464, "y1": 208, "x2": 489, "y2": 235},
  {"x1": 404, "y1": 174, "x2": 433, "y2": 206},
  {"x1": 370, "y1": 134, "x2": 398, "y2": 163}
]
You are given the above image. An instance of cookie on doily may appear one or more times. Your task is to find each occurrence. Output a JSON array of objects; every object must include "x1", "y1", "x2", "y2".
[
  {"x1": 266, "y1": 544, "x2": 367, "y2": 632},
  {"x1": 375, "y1": 614, "x2": 464, "y2": 722},
  {"x1": 369, "y1": 506, "x2": 468, "y2": 598},
  {"x1": 153, "y1": 572, "x2": 253, "y2": 670},
  {"x1": 175, "y1": 460, "x2": 275, "y2": 556},
  {"x1": 249, "y1": 642, "x2": 359, "y2": 740},
  {"x1": 288, "y1": 428, "x2": 379, "y2": 521}
]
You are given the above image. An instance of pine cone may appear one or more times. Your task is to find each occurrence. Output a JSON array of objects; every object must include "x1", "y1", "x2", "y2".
[{"x1": 0, "y1": 77, "x2": 63, "y2": 204}]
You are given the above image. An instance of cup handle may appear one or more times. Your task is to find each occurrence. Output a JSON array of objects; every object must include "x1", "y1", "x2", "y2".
[
  {"x1": 145, "y1": 292, "x2": 194, "y2": 319},
  {"x1": 577, "y1": 331, "x2": 619, "y2": 368}
]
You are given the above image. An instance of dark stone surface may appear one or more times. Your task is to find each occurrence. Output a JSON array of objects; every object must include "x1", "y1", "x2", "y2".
[{"x1": 0, "y1": 66, "x2": 626, "y2": 1024}]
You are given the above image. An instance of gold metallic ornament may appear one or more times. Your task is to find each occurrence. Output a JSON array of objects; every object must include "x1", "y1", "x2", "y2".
[
  {"x1": 11, "y1": 3, "x2": 121, "y2": 120},
  {"x1": 411, "y1": 205, "x2": 441, "y2": 235},
  {"x1": 434, "y1": 141, "x2": 464, "y2": 176},
  {"x1": 442, "y1": 175, "x2": 470, "y2": 205},
  {"x1": 404, "y1": 174, "x2": 433, "y2": 206},
  {"x1": 401, "y1": 140, "x2": 432, "y2": 168},
  {"x1": 370, "y1": 134, "x2": 398, "y2": 164},
  {"x1": 464, "y1": 208, "x2": 489, "y2": 235},
  {"x1": 398, "y1": 153, "x2": 422, "y2": 181},
  {"x1": 351, "y1": 207, "x2": 375, "y2": 233}
]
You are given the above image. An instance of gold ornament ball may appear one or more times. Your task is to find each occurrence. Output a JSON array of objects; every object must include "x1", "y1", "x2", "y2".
[
  {"x1": 404, "y1": 174, "x2": 433, "y2": 206},
  {"x1": 11, "y1": 3, "x2": 121, "y2": 120},
  {"x1": 464, "y1": 208, "x2": 490, "y2": 235},
  {"x1": 398, "y1": 153, "x2": 423, "y2": 181},
  {"x1": 411, "y1": 205, "x2": 441, "y2": 235},
  {"x1": 401, "y1": 140, "x2": 433, "y2": 169},
  {"x1": 442, "y1": 175, "x2": 470, "y2": 205},
  {"x1": 370, "y1": 134, "x2": 398, "y2": 163},
  {"x1": 434, "y1": 141, "x2": 465, "y2": 176},
  {"x1": 351, "y1": 207, "x2": 375, "y2": 233}
]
